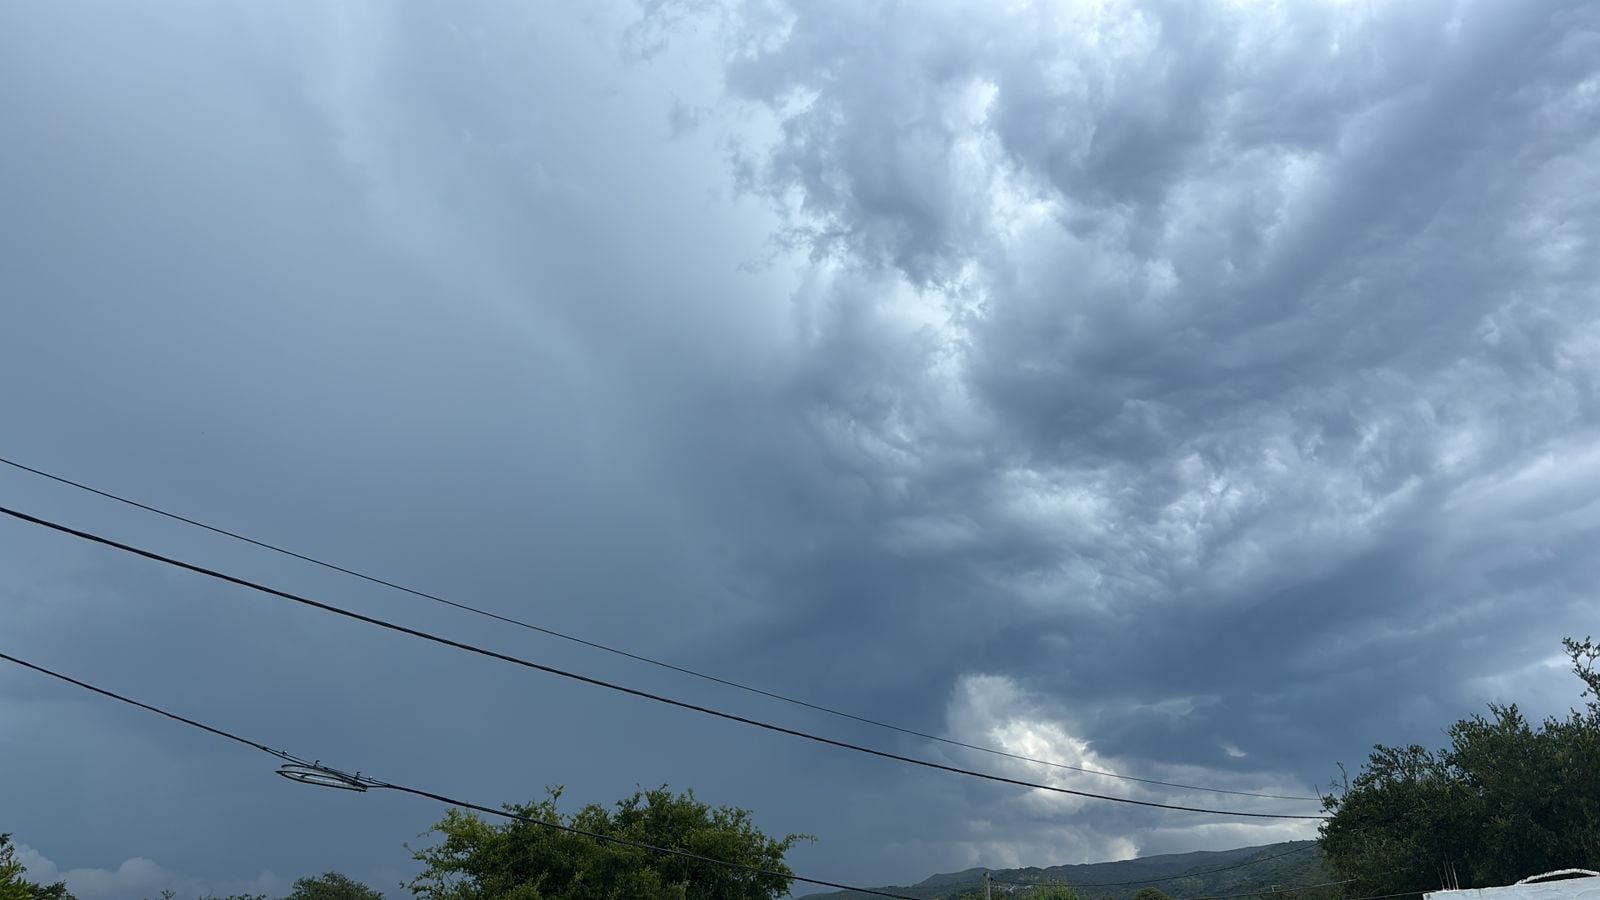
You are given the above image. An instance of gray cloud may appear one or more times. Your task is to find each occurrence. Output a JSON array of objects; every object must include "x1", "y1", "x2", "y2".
[
  {"x1": 13, "y1": 842, "x2": 288, "y2": 900},
  {"x1": 2, "y1": 0, "x2": 1598, "y2": 894},
  {"x1": 702, "y1": 0, "x2": 1600, "y2": 864}
]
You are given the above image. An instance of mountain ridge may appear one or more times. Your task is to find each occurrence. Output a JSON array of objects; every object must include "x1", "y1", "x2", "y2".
[{"x1": 797, "y1": 840, "x2": 1331, "y2": 900}]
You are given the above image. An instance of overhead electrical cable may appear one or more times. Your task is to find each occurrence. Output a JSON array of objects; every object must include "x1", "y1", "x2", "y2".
[
  {"x1": 0, "y1": 503, "x2": 1327, "y2": 821},
  {"x1": 0, "y1": 455, "x2": 1319, "y2": 803},
  {"x1": 0, "y1": 650, "x2": 923, "y2": 900}
]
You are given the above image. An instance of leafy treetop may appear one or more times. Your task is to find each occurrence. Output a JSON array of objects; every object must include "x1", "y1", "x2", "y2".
[
  {"x1": 407, "y1": 785, "x2": 810, "y2": 900},
  {"x1": 0, "y1": 834, "x2": 72, "y2": 900},
  {"x1": 1319, "y1": 637, "x2": 1600, "y2": 896},
  {"x1": 285, "y1": 872, "x2": 384, "y2": 900}
]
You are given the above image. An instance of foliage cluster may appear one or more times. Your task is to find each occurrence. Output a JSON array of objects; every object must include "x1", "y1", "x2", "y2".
[
  {"x1": 0, "y1": 834, "x2": 70, "y2": 900},
  {"x1": 1320, "y1": 637, "x2": 1600, "y2": 895},
  {"x1": 406, "y1": 785, "x2": 807, "y2": 900}
]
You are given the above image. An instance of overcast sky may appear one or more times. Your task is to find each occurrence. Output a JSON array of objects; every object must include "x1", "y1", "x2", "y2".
[{"x1": 3, "y1": 1, "x2": 1598, "y2": 897}]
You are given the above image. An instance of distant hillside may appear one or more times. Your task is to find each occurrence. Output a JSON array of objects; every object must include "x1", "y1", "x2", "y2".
[{"x1": 798, "y1": 840, "x2": 1332, "y2": 900}]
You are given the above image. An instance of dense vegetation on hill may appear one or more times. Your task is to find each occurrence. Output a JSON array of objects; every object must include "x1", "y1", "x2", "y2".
[{"x1": 797, "y1": 840, "x2": 1333, "y2": 900}]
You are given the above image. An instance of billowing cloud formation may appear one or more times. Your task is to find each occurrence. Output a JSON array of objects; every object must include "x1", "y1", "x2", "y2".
[
  {"x1": 674, "y1": 0, "x2": 1600, "y2": 868},
  {"x1": 934, "y1": 674, "x2": 1315, "y2": 866},
  {"x1": 704, "y1": 0, "x2": 1600, "y2": 740},
  {"x1": 1, "y1": 0, "x2": 1597, "y2": 893},
  {"x1": 15, "y1": 842, "x2": 284, "y2": 900}
]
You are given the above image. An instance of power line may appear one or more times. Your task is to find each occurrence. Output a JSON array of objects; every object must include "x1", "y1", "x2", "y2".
[
  {"x1": 991, "y1": 842, "x2": 1324, "y2": 890},
  {"x1": 0, "y1": 455, "x2": 1319, "y2": 803},
  {"x1": 0, "y1": 503, "x2": 1327, "y2": 821},
  {"x1": 0, "y1": 650, "x2": 299, "y2": 764},
  {"x1": 0, "y1": 650, "x2": 922, "y2": 900}
]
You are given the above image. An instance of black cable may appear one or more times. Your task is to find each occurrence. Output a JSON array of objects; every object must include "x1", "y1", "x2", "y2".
[
  {"x1": 0, "y1": 650, "x2": 921, "y2": 900},
  {"x1": 0, "y1": 455, "x2": 1319, "y2": 803},
  {"x1": 0, "y1": 651, "x2": 300, "y2": 765},
  {"x1": 991, "y1": 841, "x2": 1323, "y2": 889},
  {"x1": 0, "y1": 503, "x2": 1327, "y2": 821}
]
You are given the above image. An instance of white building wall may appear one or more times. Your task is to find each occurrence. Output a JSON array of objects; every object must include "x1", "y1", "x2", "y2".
[{"x1": 1427, "y1": 876, "x2": 1600, "y2": 900}]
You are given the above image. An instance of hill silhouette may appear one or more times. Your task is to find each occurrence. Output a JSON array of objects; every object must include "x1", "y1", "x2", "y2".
[{"x1": 798, "y1": 840, "x2": 1332, "y2": 900}]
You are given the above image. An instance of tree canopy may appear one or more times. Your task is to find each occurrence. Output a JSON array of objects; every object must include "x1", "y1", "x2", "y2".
[
  {"x1": 1319, "y1": 637, "x2": 1600, "y2": 895},
  {"x1": 0, "y1": 834, "x2": 72, "y2": 900},
  {"x1": 406, "y1": 785, "x2": 808, "y2": 900},
  {"x1": 0, "y1": 832, "x2": 71, "y2": 896},
  {"x1": 284, "y1": 872, "x2": 384, "y2": 900}
]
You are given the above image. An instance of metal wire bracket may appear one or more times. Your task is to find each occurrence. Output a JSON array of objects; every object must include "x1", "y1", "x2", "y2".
[{"x1": 276, "y1": 762, "x2": 375, "y2": 792}]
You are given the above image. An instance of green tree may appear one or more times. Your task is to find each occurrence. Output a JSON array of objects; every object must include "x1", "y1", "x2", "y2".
[
  {"x1": 406, "y1": 785, "x2": 809, "y2": 900},
  {"x1": 1130, "y1": 888, "x2": 1171, "y2": 900},
  {"x1": 1319, "y1": 637, "x2": 1600, "y2": 894},
  {"x1": 1566, "y1": 636, "x2": 1600, "y2": 709},
  {"x1": 0, "y1": 835, "x2": 72, "y2": 900},
  {"x1": 285, "y1": 872, "x2": 384, "y2": 900}
]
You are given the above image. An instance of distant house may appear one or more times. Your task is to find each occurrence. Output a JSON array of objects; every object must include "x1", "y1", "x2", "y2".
[{"x1": 1426, "y1": 870, "x2": 1600, "y2": 900}]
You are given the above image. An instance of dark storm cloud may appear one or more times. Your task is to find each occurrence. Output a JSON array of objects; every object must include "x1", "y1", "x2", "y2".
[
  {"x1": 2, "y1": 0, "x2": 1599, "y2": 895},
  {"x1": 701, "y1": 0, "x2": 1600, "y2": 866}
]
